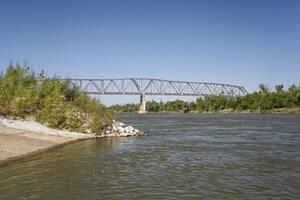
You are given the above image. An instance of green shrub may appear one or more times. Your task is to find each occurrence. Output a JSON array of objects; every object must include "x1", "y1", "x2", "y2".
[
  {"x1": 0, "y1": 79, "x2": 11, "y2": 115},
  {"x1": 64, "y1": 106, "x2": 85, "y2": 131},
  {"x1": 40, "y1": 88, "x2": 67, "y2": 128},
  {"x1": 0, "y1": 63, "x2": 114, "y2": 133},
  {"x1": 89, "y1": 116, "x2": 103, "y2": 135},
  {"x1": 11, "y1": 89, "x2": 37, "y2": 116}
]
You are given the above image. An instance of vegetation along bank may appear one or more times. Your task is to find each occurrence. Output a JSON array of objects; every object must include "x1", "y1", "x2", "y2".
[
  {"x1": 0, "y1": 64, "x2": 143, "y2": 137},
  {"x1": 111, "y1": 84, "x2": 300, "y2": 114}
]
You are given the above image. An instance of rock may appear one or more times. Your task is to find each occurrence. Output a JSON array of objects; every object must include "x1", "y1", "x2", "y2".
[
  {"x1": 119, "y1": 132, "x2": 129, "y2": 137},
  {"x1": 119, "y1": 122, "x2": 125, "y2": 126},
  {"x1": 96, "y1": 121, "x2": 145, "y2": 137},
  {"x1": 135, "y1": 131, "x2": 145, "y2": 136},
  {"x1": 114, "y1": 131, "x2": 120, "y2": 135},
  {"x1": 85, "y1": 129, "x2": 92, "y2": 134},
  {"x1": 114, "y1": 122, "x2": 125, "y2": 127},
  {"x1": 124, "y1": 126, "x2": 134, "y2": 133},
  {"x1": 117, "y1": 127, "x2": 125, "y2": 133},
  {"x1": 133, "y1": 129, "x2": 139, "y2": 132},
  {"x1": 112, "y1": 125, "x2": 118, "y2": 132}
]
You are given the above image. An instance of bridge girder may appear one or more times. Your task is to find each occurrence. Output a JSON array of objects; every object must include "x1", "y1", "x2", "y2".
[{"x1": 64, "y1": 78, "x2": 248, "y2": 97}]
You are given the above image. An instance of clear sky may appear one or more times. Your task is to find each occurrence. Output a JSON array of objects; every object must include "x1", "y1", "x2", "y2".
[{"x1": 0, "y1": 0, "x2": 299, "y2": 105}]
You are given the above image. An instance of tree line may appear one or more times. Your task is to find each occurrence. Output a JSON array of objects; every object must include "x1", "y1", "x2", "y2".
[{"x1": 110, "y1": 84, "x2": 300, "y2": 113}]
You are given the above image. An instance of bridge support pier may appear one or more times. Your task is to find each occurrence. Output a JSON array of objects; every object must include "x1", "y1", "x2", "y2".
[{"x1": 138, "y1": 94, "x2": 147, "y2": 113}]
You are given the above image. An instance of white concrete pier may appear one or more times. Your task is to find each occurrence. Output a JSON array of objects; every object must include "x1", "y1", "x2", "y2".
[{"x1": 138, "y1": 94, "x2": 147, "y2": 113}]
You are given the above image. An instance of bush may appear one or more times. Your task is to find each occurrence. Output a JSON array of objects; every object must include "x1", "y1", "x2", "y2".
[
  {"x1": 64, "y1": 106, "x2": 85, "y2": 131},
  {"x1": 0, "y1": 63, "x2": 114, "y2": 133},
  {"x1": 11, "y1": 88, "x2": 38, "y2": 116}
]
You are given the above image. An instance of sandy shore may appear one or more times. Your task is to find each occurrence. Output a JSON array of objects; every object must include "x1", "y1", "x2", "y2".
[
  {"x1": 0, "y1": 117, "x2": 144, "y2": 167},
  {"x1": 0, "y1": 124, "x2": 90, "y2": 167}
]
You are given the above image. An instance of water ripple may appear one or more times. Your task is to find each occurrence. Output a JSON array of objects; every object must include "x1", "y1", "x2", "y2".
[{"x1": 0, "y1": 113, "x2": 299, "y2": 199}]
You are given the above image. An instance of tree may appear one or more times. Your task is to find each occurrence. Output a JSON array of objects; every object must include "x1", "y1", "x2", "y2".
[
  {"x1": 195, "y1": 97, "x2": 205, "y2": 112},
  {"x1": 110, "y1": 83, "x2": 300, "y2": 113},
  {"x1": 146, "y1": 100, "x2": 160, "y2": 112},
  {"x1": 275, "y1": 84, "x2": 284, "y2": 93},
  {"x1": 259, "y1": 84, "x2": 269, "y2": 94}
]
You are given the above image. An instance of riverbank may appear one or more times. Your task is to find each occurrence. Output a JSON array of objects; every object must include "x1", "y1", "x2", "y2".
[
  {"x1": 0, "y1": 117, "x2": 144, "y2": 167},
  {"x1": 0, "y1": 125, "x2": 87, "y2": 167}
]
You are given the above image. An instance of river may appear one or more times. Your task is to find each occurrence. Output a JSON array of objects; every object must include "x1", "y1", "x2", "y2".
[{"x1": 0, "y1": 113, "x2": 299, "y2": 199}]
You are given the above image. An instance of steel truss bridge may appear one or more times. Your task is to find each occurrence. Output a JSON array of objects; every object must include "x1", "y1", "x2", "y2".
[{"x1": 65, "y1": 78, "x2": 248, "y2": 113}]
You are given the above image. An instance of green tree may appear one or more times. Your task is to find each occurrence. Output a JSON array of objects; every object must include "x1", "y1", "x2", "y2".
[
  {"x1": 275, "y1": 84, "x2": 284, "y2": 93},
  {"x1": 259, "y1": 84, "x2": 269, "y2": 94}
]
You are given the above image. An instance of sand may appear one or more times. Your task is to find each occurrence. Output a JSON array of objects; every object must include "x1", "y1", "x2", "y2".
[{"x1": 0, "y1": 119, "x2": 93, "y2": 167}]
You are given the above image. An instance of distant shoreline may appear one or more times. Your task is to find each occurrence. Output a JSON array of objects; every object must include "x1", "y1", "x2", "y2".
[{"x1": 115, "y1": 108, "x2": 300, "y2": 115}]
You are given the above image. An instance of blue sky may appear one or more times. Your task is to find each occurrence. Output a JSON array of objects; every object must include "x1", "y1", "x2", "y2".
[{"x1": 0, "y1": 0, "x2": 299, "y2": 105}]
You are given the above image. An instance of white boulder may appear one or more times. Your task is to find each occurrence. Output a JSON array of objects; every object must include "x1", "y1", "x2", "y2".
[
  {"x1": 124, "y1": 126, "x2": 134, "y2": 133},
  {"x1": 117, "y1": 127, "x2": 125, "y2": 133},
  {"x1": 112, "y1": 125, "x2": 118, "y2": 132}
]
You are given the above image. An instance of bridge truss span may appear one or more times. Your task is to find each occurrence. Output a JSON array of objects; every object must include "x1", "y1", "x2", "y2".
[
  {"x1": 65, "y1": 78, "x2": 247, "y2": 113},
  {"x1": 66, "y1": 78, "x2": 248, "y2": 97}
]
